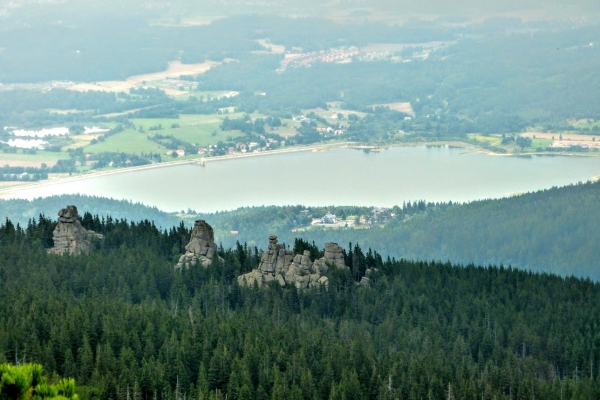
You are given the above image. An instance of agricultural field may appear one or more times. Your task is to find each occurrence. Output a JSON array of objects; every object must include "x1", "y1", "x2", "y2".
[
  {"x1": 85, "y1": 130, "x2": 165, "y2": 155},
  {"x1": 0, "y1": 151, "x2": 68, "y2": 168},
  {"x1": 369, "y1": 101, "x2": 415, "y2": 116},
  {"x1": 469, "y1": 134, "x2": 503, "y2": 146},
  {"x1": 304, "y1": 102, "x2": 369, "y2": 121},
  {"x1": 530, "y1": 138, "x2": 553, "y2": 148},
  {"x1": 522, "y1": 132, "x2": 599, "y2": 142},
  {"x1": 130, "y1": 112, "x2": 266, "y2": 147},
  {"x1": 68, "y1": 61, "x2": 225, "y2": 95},
  {"x1": 63, "y1": 133, "x2": 108, "y2": 150},
  {"x1": 82, "y1": 109, "x2": 298, "y2": 158},
  {"x1": 468, "y1": 134, "x2": 551, "y2": 153},
  {"x1": 572, "y1": 120, "x2": 600, "y2": 130}
]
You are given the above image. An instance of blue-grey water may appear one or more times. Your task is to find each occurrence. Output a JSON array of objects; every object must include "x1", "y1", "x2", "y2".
[{"x1": 3, "y1": 146, "x2": 600, "y2": 212}]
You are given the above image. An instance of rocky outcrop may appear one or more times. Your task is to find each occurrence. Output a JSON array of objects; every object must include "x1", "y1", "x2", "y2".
[
  {"x1": 175, "y1": 220, "x2": 222, "y2": 269},
  {"x1": 257, "y1": 235, "x2": 295, "y2": 274},
  {"x1": 238, "y1": 236, "x2": 348, "y2": 289},
  {"x1": 313, "y1": 242, "x2": 346, "y2": 271},
  {"x1": 48, "y1": 206, "x2": 103, "y2": 255}
]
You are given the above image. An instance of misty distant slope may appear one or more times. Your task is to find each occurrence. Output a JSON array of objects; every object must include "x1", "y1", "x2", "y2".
[
  {"x1": 0, "y1": 195, "x2": 182, "y2": 228},
  {"x1": 366, "y1": 0, "x2": 600, "y2": 13},
  {"x1": 295, "y1": 182, "x2": 600, "y2": 279},
  {"x1": 198, "y1": 182, "x2": 600, "y2": 280},
  {"x1": 2, "y1": 181, "x2": 600, "y2": 278},
  {"x1": 6, "y1": 0, "x2": 600, "y2": 19}
]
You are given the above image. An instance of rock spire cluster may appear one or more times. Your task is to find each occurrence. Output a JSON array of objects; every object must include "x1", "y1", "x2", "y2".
[
  {"x1": 175, "y1": 220, "x2": 222, "y2": 269},
  {"x1": 48, "y1": 205, "x2": 103, "y2": 255},
  {"x1": 47, "y1": 210, "x2": 359, "y2": 288},
  {"x1": 237, "y1": 235, "x2": 348, "y2": 289}
]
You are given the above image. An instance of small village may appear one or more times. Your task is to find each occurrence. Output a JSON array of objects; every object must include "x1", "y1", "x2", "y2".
[
  {"x1": 278, "y1": 48, "x2": 363, "y2": 71},
  {"x1": 162, "y1": 113, "x2": 348, "y2": 159},
  {"x1": 290, "y1": 207, "x2": 394, "y2": 232}
]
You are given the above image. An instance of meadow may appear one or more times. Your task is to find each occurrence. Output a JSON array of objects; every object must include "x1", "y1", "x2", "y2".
[
  {"x1": 131, "y1": 112, "x2": 266, "y2": 147},
  {"x1": 84, "y1": 130, "x2": 165, "y2": 155},
  {"x1": 0, "y1": 151, "x2": 67, "y2": 168},
  {"x1": 530, "y1": 138, "x2": 553, "y2": 148}
]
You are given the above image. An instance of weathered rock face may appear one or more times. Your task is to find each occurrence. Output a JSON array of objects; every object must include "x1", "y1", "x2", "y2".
[
  {"x1": 257, "y1": 235, "x2": 295, "y2": 274},
  {"x1": 48, "y1": 206, "x2": 103, "y2": 255},
  {"x1": 313, "y1": 242, "x2": 346, "y2": 271},
  {"x1": 238, "y1": 236, "x2": 348, "y2": 290},
  {"x1": 175, "y1": 220, "x2": 222, "y2": 269}
]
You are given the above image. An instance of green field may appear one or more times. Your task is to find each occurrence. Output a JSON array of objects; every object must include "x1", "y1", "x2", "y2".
[
  {"x1": 131, "y1": 112, "x2": 263, "y2": 147},
  {"x1": 469, "y1": 134, "x2": 502, "y2": 145},
  {"x1": 573, "y1": 121, "x2": 600, "y2": 130},
  {"x1": 0, "y1": 150, "x2": 68, "y2": 166},
  {"x1": 1, "y1": 110, "x2": 278, "y2": 168},
  {"x1": 84, "y1": 130, "x2": 165, "y2": 155},
  {"x1": 531, "y1": 138, "x2": 553, "y2": 148}
]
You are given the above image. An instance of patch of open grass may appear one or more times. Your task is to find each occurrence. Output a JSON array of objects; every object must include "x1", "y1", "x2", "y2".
[
  {"x1": 0, "y1": 151, "x2": 68, "y2": 166},
  {"x1": 573, "y1": 120, "x2": 600, "y2": 130},
  {"x1": 76, "y1": 165, "x2": 94, "y2": 173},
  {"x1": 171, "y1": 125, "x2": 244, "y2": 147},
  {"x1": 131, "y1": 112, "x2": 267, "y2": 147},
  {"x1": 530, "y1": 138, "x2": 553, "y2": 148},
  {"x1": 469, "y1": 134, "x2": 502, "y2": 146},
  {"x1": 84, "y1": 129, "x2": 165, "y2": 155}
]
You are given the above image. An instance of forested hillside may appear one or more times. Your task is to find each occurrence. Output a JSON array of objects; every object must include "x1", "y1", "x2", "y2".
[
  {"x1": 296, "y1": 182, "x2": 600, "y2": 279},
  {"x1": 1, "y1": 214, "x2": 600, "y2": 399},
  {"x1": 3, "y1": 181, "x2": 600, "y2": 280},
  {"x1": 192, "y1": 181, "x2": 600, "y2": 279},
  {"x1": 0, "y1": 195, "x2": 181, "y2": 229}
]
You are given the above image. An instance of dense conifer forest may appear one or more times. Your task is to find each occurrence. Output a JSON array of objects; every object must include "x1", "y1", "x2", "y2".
[
  {"x1": 189, "y1": 181, "x2": 600, "y2": 279},
  {"x1": 1, "y1": 213, "x2": 600, "y2": 399},
  {"x1": 0, "y1": 195, "x2": 181, "y2": 230},
  {"x1": 3, "y1": 181, "x2": 600, "y2": 280}
]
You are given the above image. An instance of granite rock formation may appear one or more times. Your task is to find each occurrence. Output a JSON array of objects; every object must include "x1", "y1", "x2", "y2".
[
  {"x1": 238, "y1": 236, "x2": 347, "y2": 289},
  {"x1": 48, "y1": 206, "x2": 103, "y2": 255},
  {"x1": 175, "y1": 220, "x2": 222, "y2": 269},
  {"x1": 313, "y1": 242, "x2": 346, "y2": 271}
]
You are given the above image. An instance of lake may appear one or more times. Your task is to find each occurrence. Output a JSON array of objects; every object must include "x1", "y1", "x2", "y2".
[
  {"x1": 5, "y1": 138, "x2": 47, "y2": 149},
  {"x1": 3, "y1": 146, "x2": 600, "y2": 212},
  {"x1": 7, "y1": 126, "x2": 108, "y2": 137},
  {"x1": 1, "y1": 126, "x2": 109, "y2": 148}
]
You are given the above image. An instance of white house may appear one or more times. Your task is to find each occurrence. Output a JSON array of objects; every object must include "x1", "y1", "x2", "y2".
[{"x1": 321, "y1": 212, "x2": 337, "y2": 224}]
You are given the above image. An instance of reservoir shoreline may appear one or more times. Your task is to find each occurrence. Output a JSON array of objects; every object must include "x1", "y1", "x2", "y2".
[
  {"x1": 0, "y1": 142, "x2": 349, "y2": 197},
  {"x1": 3, "y1": 140, "x2": 599, "y2": 198},
  {"x1": 0, "y1": 143, "x2": 600, "y2": 212},
  {"x1": 3, "y1": 143, "x2": 600, "y2": 214}
]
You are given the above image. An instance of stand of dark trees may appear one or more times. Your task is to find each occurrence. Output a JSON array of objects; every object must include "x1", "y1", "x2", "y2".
[
  {"x1": 1, "y1": 213, "x2": 600, "y2": 399},
  {"x1": 192, "y1": 181, "x2": 600, "y2": 280}
]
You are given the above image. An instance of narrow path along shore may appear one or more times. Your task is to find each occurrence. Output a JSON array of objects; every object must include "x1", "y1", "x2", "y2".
[{"x1": 0, "y1": 142, "x2": 353, "y2": 197}]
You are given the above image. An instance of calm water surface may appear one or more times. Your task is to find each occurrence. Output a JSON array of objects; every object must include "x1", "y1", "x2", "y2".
[{"x1": 4, "y1": 146, "x2": 600, "y2": 212}]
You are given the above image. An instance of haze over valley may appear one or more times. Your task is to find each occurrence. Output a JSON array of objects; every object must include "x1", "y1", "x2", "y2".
[{"x1": 2, "y1": 2, "x2": 600, "y2": 400}]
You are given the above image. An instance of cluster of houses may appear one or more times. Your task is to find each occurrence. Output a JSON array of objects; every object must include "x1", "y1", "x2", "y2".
[
  {"x1": 159, "y1": 78, "x2": 196, "y2": 91},
  {"x1": 293, "y1": 115, "x2": 315, "y2": 129},
  {"x1": 0, "y1": 172, "x2": 29, "y2": 180},
  {"x1": 551, "y1": 140, "x2": 600, "y2": 149},
  {"x1": 372, "y1": 207, "x2": 391, "y2": 221},
  {"x1": 279, "y1": 48, "x2": 361, "y2": 70},
  {"x1": 294, "y1": 207, "x2": 396, "y2": 231},
  {"x1": 320, "y1": 212, "x2": 337, "y2": 224},
  {"x1": 230, "y1": 136, "x2": 285, "y2": 154},
  {"x1": 316, "y1": 127, "x2": 346, "y2": 136},
  {"x1": 293, "y1": 115, "x2": 347, "y2": 135},
  {"x1": 167, "y1": 135, "x2": 288, "y2": 158},
  {"x1": 166, "y1": 149, "x2": 186, "y2": 157}
]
